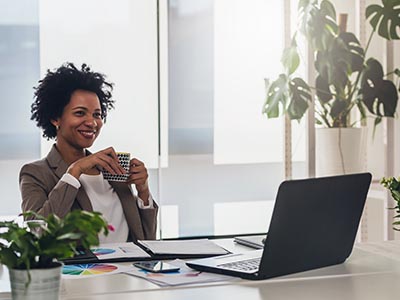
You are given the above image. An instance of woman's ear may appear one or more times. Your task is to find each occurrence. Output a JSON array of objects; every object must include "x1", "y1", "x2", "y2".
[{"x1": 50, "y1": 119, "x2": 60, "y2": 130}]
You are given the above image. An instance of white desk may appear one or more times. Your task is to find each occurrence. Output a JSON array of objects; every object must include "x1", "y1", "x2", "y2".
[{"x1": 2, "y1": 240, "x2": 400, "y2": 300}]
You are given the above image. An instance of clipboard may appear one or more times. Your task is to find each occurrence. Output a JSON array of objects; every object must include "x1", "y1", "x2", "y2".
[{"x1": 62, "y1": 239, "x2": 230, "y2": 264}]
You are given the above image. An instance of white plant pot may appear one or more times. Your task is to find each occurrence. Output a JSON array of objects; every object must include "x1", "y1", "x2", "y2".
[
  {"x1": 9, "y1": 263, "x2": 62, "y2": 300},
  {"x1": 316, "y1": 127, "x2": 367, "y2": 177}
]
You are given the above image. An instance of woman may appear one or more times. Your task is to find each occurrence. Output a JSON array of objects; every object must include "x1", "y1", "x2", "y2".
[{"x1": 19, "y1": 62, "x2": 157, "y2": 242}]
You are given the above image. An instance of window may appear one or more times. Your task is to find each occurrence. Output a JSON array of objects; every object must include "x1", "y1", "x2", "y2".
[
  {"x1": 161, "y1": 0, "x2": 307, "y2": 238},
  {"x1": 0, "y1": 0, "x2": 308, "y2": 239},
  {"x1": 0, "y1": 0, "x2": 41, "y2": 217}
]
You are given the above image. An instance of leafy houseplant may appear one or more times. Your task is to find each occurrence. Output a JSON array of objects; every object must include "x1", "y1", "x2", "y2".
[
  {"x1": 0, "y1": 210, "x2": 109, "y2": 270},
  {"x1": 0, "y1": 210, "x2": 110, "y2": 299},
  {"x1": 381, "y1": 176, "x2": 400, "y2": 230},
  {"x1": 263, "y1": 0, "x2": 400, "y2": 128}
]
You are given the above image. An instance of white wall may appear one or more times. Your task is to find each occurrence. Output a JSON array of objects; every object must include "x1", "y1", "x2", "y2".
[{"x1": 39, "y1": 0, "x2": 160, "y2": 168}]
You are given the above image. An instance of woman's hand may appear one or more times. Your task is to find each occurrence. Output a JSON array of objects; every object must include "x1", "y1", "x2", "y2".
[
  {"x1": 67, "y1": 147, "x2": 126, "y2": 179},
  {"x1": 127, "y1": 158, "x2": 150, "y2": 204}
]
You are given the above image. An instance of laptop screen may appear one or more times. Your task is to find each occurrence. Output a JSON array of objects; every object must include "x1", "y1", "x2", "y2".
[{"x1": 258, "y1": 173, "x2": 371, "y2": 279}]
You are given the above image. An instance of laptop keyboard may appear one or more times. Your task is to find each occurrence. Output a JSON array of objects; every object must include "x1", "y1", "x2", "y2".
[{"x1": 218, "y1": 257, "x2": 260, "y2": 273}]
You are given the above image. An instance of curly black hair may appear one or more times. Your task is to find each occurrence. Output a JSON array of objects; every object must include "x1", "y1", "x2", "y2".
[{"x1": 31, "y1": 62, "x2": 115, "y2": 139}]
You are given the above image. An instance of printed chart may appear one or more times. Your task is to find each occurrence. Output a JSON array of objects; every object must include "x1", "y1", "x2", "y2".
[
  {"x1": 63, "y1": 263, "x2": 118, "y2": 278},
  {"x1": 89, "y1": 243, "x2": 150, "y2": 260},
  {"x1": 91, "y1": 248, "x2": 116, "y2": 256}
]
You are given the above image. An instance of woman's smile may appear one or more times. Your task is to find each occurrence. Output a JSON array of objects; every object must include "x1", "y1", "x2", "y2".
[{"x1": 78, "y1": 129, "x2": 97, "y2": 139}]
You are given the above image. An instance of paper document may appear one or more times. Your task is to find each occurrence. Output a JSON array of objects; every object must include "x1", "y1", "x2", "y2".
[
  {"x1": 126, "y1": 259, "x2": 238, "y2": 286},
  {"x1": 62, "y1": 263, "x2": 133, "y2": 279},
  {"x1": 138, "y1": 239, "x2": 230, "y2": 255},
  {"x1": 91, "y1": 242, "x2": 151, "y2": 260}
]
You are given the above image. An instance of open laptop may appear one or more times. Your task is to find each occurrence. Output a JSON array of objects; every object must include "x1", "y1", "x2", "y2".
[{"x1": 186, "y1": 173, "x2": 372, "y2": 280}]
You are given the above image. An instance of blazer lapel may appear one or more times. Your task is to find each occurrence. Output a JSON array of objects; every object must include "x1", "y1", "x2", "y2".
[
  {"x1": 46, "y1": 145, "x2": 93, "y2": 211},
  {"x1": 109, "y1": 181, "x2": 145, "y2": 241},
  {"x1": 75, "y1": 188, "x2": 93, "y2": 211}
]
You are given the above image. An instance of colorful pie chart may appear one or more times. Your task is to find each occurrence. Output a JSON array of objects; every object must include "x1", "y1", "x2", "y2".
[
  {"x1": 63, "y1": 263, "x2": 118, "y2": 276},
  {"x1": 91, "y1": 248, "x2": 116, "y2": 256}
]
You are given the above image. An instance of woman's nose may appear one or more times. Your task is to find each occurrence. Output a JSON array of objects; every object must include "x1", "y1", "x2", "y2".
[{"x1": 85, "y1": 118, "x2": 97, "y2": 128}]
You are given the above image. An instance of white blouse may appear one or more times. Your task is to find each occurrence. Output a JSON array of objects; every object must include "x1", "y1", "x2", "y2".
[
  {"x1": 79, "y1": 173, "x2": 129, "y2": 243},
  {"x1": 60, "y1": 173, "x2": 154, "y2": 243}
]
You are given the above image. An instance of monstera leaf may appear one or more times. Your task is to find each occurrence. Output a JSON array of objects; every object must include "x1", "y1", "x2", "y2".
[
  {"x1": 263, "y1": 75, "x2": 289, "y2": 118},
  {"x1": 281, "y1": 38, "x2": 300, "y2": 75},
  {"x1": 366, "y1": 0, "x2": 400, "y2": 40},
  {"x1": 315, "y1": 32, "x2": 364, "y2": 87},
  {"x1": 315, "y1": 75, "x2": 333, "y2": 104},
  {"x1": 298, "y1": 0, "x2": 338, "y2": 50},
  {"x1": 359, "y1": 58, "x2": 398, "y2": 117},
  {"x1": 263, "y1": 0, "x2": 399, "y2": 128},
  {"x1": 287, "y1": 78, "x2": 312, "y2": 120},
  {"x1": 338, "y1": 32, "x2": 364, "y2": 72},
  {"x1": 263, "y1": 75, "x2": 311, "y2": 121}
]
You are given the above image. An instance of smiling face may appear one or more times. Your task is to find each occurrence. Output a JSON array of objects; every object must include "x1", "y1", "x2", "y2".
[{"x1": 52, "y1": 89, "x2": 103, "y2": 155}]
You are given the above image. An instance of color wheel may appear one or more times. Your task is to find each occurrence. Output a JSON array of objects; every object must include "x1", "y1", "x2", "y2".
[
  {"x1": 91, "y1": 248, "x2": 116, "y2": 256},
  {"x1": 63, "y1": 263, "x2": 118, "y2": 276}
]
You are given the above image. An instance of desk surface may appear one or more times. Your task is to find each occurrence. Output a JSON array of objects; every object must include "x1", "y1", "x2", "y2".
[{"x1": 2, "y1": 239, "x2": 400, "y2": 300}]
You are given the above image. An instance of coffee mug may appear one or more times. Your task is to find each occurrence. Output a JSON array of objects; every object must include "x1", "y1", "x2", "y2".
[{"x1": 102, "y1": 152, "x2": 130, "y2": 182}]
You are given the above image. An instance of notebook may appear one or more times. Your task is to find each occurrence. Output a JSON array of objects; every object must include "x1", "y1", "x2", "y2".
[{"x1": 186, "y1": 173, "x2": 372, "y2": 280}]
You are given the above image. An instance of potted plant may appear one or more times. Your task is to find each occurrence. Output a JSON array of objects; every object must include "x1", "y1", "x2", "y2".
[
  {"x1": 381, "y1": 176, "x2": 400, "y2": 230},
  {"x1": 0, "y1": 210, "x2": 110, "y2": 300},
  {"x1": 262, "y1": 0, "x2": 400, "y2": 175}
]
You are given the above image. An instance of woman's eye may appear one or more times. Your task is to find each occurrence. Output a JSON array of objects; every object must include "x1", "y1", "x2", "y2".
[
  {"x1": 74, "y1": 111, "x2": 85, "y2": 116},
  {"x1": 93, "y1": 112, "x2": 102, "y2": 119}
]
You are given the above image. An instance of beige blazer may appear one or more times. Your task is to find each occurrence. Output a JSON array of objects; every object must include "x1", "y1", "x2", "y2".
[{"x1": 19, "y1": 145, "x2": 158, "y2": 241}]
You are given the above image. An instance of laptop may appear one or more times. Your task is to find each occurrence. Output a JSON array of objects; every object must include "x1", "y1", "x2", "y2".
[{"x1": 186, "y1": 173, "x2": 372, "y2": 280}]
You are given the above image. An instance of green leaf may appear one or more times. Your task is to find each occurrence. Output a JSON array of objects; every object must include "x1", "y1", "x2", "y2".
[
  {"x1": 392, "y1": 190, "x2": 400, "y2": 202},
  {"x1": 298, "y1": 0, "x2": 338, "y2": 50},
  {"x1": 366, "y1": 1, "x2": 400, "y2": 40},
  {"x1": 356, "y1": 100, "x2": 367, "y2": 122},
  {"x1": 315, "y1": 33, "x2": 363, "y2": 87},
  {"x1": 263, "y1": 0, "x2": 399, "y2": 129},
  {"x1": 338, "y1": 32, "x2": 364, "y2": 72},
  {"x1": 0, "y1": 247, "x2": 19, "y2": 269},
  {"x1": 263, "y1": 74, "x2": 289, "y2": 118},
  {"x1": 372, "y1": 116, "x2": 382, "y2": 138},
  {"x1": 281, "y1": 40, "x2": 300, "y2": 75},
  {"x1": 56, "y1": 233, "x2": 83, "y2": 240},
  {"x1": 315, "y1": 75, "x2": 333, "y2": 104},
  {"x1": 330, "y1": 99, "x2": 348, "y2": 119},
  {"x1": 298, "y1": 0, "x2": 317, "y2": 35},
  {"x1": 320, "y1": 0, "x2": 336, "y2": 21},
  {"x1": 0, "y1": 210, "x2": 109, "y2": 270},
  {"x1": 287, "y1": 77, "x2": 312, "y2": 120},
  {"x1": 359, "y1": 58, "x2": 398, "y2": 117}
]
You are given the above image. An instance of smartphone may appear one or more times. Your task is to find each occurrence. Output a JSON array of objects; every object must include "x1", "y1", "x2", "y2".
[{"x1": 133, "y1": 261, "x2": 180, "y2": 273}]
